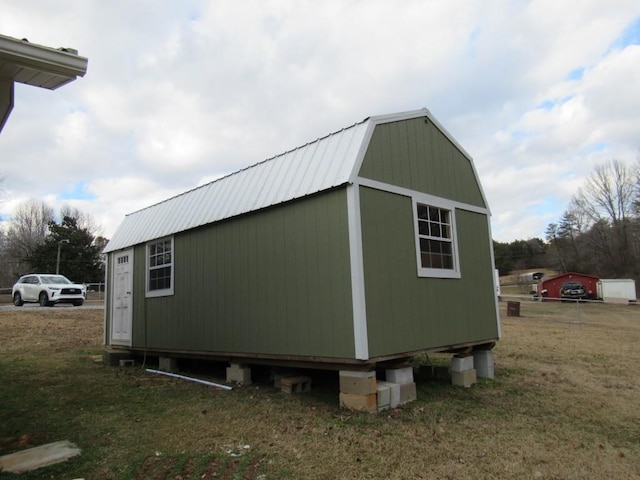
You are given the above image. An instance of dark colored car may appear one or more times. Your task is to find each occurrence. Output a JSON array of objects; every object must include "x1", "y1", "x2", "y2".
[{"x1": 560, "y1": 282, "x2": 587, "y2": 300}]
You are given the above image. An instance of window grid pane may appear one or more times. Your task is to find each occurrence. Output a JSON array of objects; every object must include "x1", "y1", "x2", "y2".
[
  {"x1": 148, "y1": 239, "x2": 172, "y2": 292},
  {"x1": 149, "y1": 266, "x2": 171, "y2": 291},
  {"x1": 417, "y1": 203, "x2": 454, "y2": 271}
]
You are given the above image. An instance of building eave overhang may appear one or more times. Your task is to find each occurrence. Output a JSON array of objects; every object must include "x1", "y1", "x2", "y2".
[{"x1": 0, "y1": 34, "x2": 88, "y2": 90}]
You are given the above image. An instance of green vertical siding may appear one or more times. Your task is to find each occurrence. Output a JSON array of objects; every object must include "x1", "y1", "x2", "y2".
[
  {"x1": 129, "y1": 188, "x2": 355, "y2": 359},
  {"x1": 359, "y1": 118, "x2": 486, "y2": 208},
  {"x1": 108, "y1": 114, "x2": 497, "y2": 362},
  {"x1": 360, "y1": 187, "x2": 498, "y2": 357}
]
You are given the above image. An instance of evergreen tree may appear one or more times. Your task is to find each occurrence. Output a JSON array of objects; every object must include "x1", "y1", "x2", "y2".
[{"x1": 27, "y1": 216, "x2": 104, "y2": 282}]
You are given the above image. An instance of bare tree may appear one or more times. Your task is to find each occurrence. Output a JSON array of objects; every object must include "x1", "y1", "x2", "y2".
[
  {"x1": 0, "y1": 174, "x2": 5, "y2": 204},
  {"x1": 570, "y1": 159, "x2": 639, "y2": 277},
  {"x1": 573, "y1": 159, "x2": 636, "y2": 225},
  {"x1": 635, "y1": 155, "x2": 640, "y2": 217},
  {"x1": 0, "y1": 175, "x2": 11, "y2": 286},
  {"x1": 0, "y1": 225, "x2": 11, "y2": 287},
  {"x1": 60, "y1": 204, "x2": 101, "y2": 237},
  {"x1": 5, "y1": 199, "x2": 55, "y2": 277}
]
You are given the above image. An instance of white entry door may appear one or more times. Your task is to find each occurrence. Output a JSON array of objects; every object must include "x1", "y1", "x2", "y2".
[{"x1": 111, "y1": 249, "x2": 133, "y2": 345}]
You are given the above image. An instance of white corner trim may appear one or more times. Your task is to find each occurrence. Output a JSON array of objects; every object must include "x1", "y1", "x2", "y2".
[
  {"x1": 103, "y1": 254, "x2": 109, "y2": 346},
  {"x1": 346, "y1": 183, "x2": 369, "y2": 360},
  {"x1": 347, "y1": 120, "x2": 377, "y2": 185},
  {"x1": 487, "y1": 216, "x2": 502, "y2": 339}
]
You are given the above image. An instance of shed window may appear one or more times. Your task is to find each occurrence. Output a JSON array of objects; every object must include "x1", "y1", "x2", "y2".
[
  {"x1": 146, "y1": 237, "x2": 174, "y2": 297},
  {"x1": 414, "y1": 200, "x2": 460, "y2": 278}
]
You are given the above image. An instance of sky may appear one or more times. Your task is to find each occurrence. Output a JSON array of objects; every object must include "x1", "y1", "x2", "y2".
[{"x1": 1, "y1": 1, "x2": 639, "y2": 243}]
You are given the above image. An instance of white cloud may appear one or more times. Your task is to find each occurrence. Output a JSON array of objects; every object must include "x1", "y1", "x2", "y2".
[{"x1": 1, "y1": 1, "x2": 639, "y2": 245}]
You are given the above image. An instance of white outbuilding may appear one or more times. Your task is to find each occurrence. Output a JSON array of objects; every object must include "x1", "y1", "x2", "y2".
[{"x1": 597, "y1": 279, "x2": 637, "y2": 304}]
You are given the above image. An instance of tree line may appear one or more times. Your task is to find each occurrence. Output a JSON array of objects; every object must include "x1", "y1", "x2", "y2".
[
  {"x1": 495, "y1": 158, "x2": 640, "y2": 285},
  {"x1": 0, "y1": 199, "x2": 107, "y2": 287},
  {"x1": 1, "y1": 157, "x2": 638, "y2": 288}
]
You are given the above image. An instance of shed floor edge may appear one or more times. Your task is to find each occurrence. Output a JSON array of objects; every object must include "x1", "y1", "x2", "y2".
[{"x1": 104, "y1": 338, "x2": 498, "y2": 371}]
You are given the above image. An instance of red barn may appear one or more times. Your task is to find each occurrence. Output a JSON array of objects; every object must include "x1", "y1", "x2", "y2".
[{"x1": 537, "y1": 272, "x2": 600, "y2": 300}]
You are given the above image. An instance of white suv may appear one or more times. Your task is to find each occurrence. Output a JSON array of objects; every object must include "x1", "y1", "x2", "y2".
[{"x1": 12, "y1": 274, "x2": 86, "y2": 307}]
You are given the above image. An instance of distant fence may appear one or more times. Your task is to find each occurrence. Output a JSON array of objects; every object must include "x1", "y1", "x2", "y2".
[
  {"x1": 86, "y1": 283, "x2": 106, "y2": 301},
  {"x1": 500, "y1": 293, "x2": 636, "y2": 305},
  {"x1": 500, "y1": 293, "x2": 601, "y2": 303}
]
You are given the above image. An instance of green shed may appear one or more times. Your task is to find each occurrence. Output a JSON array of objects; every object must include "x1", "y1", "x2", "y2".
[{"x1": 103, "y1": 109, "x2": 500, "y2": 408}]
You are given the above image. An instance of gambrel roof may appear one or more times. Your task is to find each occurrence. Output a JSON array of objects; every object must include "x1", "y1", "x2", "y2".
[{"x1": 104, "y1": 108, "x2": 481, "y2": 253}]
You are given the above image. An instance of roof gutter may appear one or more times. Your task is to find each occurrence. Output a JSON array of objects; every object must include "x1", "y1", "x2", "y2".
[
  {"x1": 0, "y1": 34, "x2": 88, "y2": 133},
  {"x1": 0, "y1": 34, "x2": 88, "y2": 88}
]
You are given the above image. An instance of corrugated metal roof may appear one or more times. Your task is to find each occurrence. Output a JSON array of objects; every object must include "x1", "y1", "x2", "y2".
[{"x1": 104, "y1": 108, "x2": 460, "y2": 253}]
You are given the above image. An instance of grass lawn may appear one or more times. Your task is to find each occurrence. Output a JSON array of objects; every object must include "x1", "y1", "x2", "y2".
[{"x1": 0, "y1": 301, "x2": 639, "y2": 479}]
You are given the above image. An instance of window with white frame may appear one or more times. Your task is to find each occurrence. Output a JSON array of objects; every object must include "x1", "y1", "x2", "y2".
[
  {"x1": 414, "y1": 200, "x2": 460, "y2": 278},
  {"x1": 146, "y1": 237, "x2": 174, "y2": 296}
]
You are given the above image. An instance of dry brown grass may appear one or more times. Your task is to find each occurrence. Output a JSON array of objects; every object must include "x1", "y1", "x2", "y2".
[{"x1": 0, "y1": 302, "x2": 639, "y2": 479}]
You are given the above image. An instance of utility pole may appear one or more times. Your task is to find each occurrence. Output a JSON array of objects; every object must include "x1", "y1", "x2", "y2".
[{"x1": 56, "y1": 239, "x2": 69, "y2": 274}]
